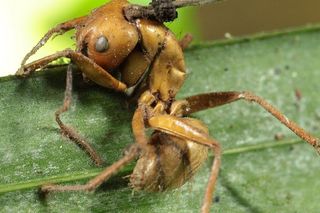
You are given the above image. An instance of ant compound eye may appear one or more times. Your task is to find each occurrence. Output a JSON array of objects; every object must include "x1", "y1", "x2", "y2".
[{"x1": 95, "y1": 35, "x2": 109, "y2": 52}]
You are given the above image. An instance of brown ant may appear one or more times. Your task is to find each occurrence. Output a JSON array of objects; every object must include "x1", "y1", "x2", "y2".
[{"x1": 16, "y1": 0, "x2": 320, "y2": 212}]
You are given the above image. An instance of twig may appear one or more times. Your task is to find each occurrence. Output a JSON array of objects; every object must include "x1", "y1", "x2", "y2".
[{"x1": 124, "y1": 0, "x2": 225, "y2": 22}]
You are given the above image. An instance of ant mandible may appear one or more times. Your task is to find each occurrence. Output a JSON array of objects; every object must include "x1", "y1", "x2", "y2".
[{"x1": 16, "y1": 0, "x2": 320, "y2": 212}]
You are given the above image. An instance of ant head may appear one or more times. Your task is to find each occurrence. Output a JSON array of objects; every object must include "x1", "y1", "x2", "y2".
[{"x1": 76, "y1": 0, "x2": 139, "y2": 70}]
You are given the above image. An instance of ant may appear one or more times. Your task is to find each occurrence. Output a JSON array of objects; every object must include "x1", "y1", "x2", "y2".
[{"x1": 16, "y1": 0, "x2": 320, "y2": 212}]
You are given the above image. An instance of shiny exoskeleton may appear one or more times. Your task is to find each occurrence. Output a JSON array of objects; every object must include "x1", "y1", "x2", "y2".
[{"x1": 17, "y1": 1, "x2": 320, "y2": 212}]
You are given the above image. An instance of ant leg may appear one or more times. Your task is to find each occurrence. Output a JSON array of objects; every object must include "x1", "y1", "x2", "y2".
[
  {"x1": 55, "y1": 64, "x2": 103, "y2": 166},
  {"x1": 183, "y1": 91, "x2": 320, "y2": 154},
  {"x1": 132, "y1": 105, "x2": 151, "y2": 146},
  {"x1": 147, "y1": 114, "x2": 221, "y2": 213},
  {"x1": 16, "y1": 49, "x2": 127, "y2": 92},
  {"x1": 39, "y1": 106, "x2": 149, "y2": 194},
  {"x1": 179, "y1": 33, "x2": 193, "y2": 50},
  {"x1": 40, "y1": 144, "x2": 139, "y2": 194},
  {"x1": 17, "y1": 16, "x2": 87, "y2": 73}
]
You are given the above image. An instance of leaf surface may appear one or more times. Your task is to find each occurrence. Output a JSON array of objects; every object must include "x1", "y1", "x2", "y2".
[{"x1": 1, "y1": 26, "x2": 320, "y2": 212}]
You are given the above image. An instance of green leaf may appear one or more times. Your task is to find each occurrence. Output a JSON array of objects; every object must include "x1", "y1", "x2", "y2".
[{"x1": 1, "y1": 25, "x2": 320, "y2": 212}]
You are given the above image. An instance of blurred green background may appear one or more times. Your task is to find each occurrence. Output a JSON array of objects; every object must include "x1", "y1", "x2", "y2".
[{"x1": 1, "y1": 0, "x2": 320, "y2": 77}]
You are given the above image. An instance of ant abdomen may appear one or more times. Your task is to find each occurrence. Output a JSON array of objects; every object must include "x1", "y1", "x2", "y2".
[{"x1": 130, "y1": 118, "x2": 209, "y2": 192}]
